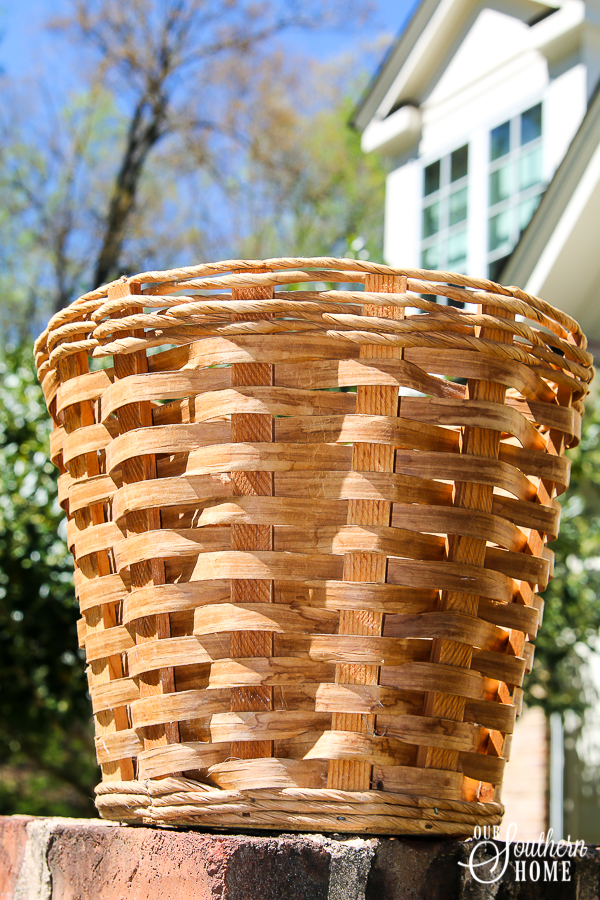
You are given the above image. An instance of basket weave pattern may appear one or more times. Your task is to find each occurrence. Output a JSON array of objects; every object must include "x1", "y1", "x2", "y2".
[{"x1": 34, "y1": 259, "x2": 593, "y2": 834}]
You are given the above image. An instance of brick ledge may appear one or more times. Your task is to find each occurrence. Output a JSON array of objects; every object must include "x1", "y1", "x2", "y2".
[{"x1": 1, "y1": 815, "x2": 598, "y2": 899}]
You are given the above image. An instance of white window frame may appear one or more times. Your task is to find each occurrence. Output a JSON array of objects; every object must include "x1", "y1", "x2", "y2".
[{"x1": 420, "y1": 144, "x2": 470, "y2": 281}]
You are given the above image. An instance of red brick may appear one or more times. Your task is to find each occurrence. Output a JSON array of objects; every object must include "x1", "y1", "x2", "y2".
[
  {"x1": 47, "y1": 824, "x2": 214, "y2": 900},
  {"x1": 0, "y1": 816, "x2": 33, "y2": 900},
  {"x1": 2, "y1": 815, "x2": 598, "y2": 899},
  {"x1": 45, "y1": 823, "x2": 331, "y2": 900}
]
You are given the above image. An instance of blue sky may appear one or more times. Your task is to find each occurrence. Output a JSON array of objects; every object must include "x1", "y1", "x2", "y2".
[{"x1": 0, "y1": 0, "x2": 417, "y2": 81}]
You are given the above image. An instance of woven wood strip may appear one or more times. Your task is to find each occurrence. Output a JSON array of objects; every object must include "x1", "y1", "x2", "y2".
[
  {"x1": 328, "y1": 273, "x2": 407, "y2": 792},
  {"x1": 481, "y1": 381, "x2": 575, "y2": 802},
  {"x1": 56, "y1": 345, "x2": 134, "y2": 783},
  {"x1": 107, "y1": 279, "x2": 179, "y2": 755},
  {"x1": 34, "y1": 258, "x2": 593, "y2": 834},
  {"x1": 418, "y1": 306, "x2": 515, "y2": 784},
  {"x1": 229, "y1": 270, "x2": 275, "y2": 761}
]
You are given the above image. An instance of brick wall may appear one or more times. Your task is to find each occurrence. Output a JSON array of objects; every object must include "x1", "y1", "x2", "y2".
[{"x1": 2, "y1": 816, "x2": 598, "y2": 899}]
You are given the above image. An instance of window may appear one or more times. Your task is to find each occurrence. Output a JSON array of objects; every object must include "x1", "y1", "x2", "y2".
[
  {"x1": 421, "y1": 144, "x2": 469, "y2": 274},
  {"x1": 488, "y1": 103, "x2": 543, "y2": 280}
]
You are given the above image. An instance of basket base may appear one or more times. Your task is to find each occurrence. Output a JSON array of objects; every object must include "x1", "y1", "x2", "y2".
[{"x1": 95, "y1": 778, "x2": 503, "y2": 836}]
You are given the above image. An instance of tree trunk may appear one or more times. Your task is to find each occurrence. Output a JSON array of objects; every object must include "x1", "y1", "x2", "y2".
[{"x1": 93, "y1": 92, "x2": 167, "y2": 288}]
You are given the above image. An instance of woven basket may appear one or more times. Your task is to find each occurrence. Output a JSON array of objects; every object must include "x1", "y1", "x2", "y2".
[{"x1": 34, "y1": 258, "x2": 593, "y2": 835}]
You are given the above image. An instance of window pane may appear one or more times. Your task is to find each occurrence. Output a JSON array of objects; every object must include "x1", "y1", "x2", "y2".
[
  {"x1": 451, "y1": 145, "x2": 468, "y2": 182},
  {"x1": 519, "y1": 194, "x2": 542, "y2": 232},
  {"x1": 521, "y1": 103, "x2": 542, "y2": 145},
  {"x1": 424, "y1": 160, "x2": 441, "y2": 195},
  {"x1": 447, "y1": 229, "x2": 467, "y2": 269},
  {"x1": 488, "y1": 255, "x2": 510, "y2": 282},
  {"x1": 421, "y1": 244, "x2": 439, "y2": 269},
  {"x1": 489, "y1": 210, "x2": 512, "y2": 251},
  {"x1": 489, "y1": 163, "x2": 512, "y2": 205},
  {"x1": 519, "y1": 146, "x2": 542, "y2": 191},
  {"x1": 449, "y1": 186, "x2": 468, "y2": 225},
  {"x1": 422, "y1": 201, "x2": 440, "y2": 238},
  {"x1": 491, "y1": 121, "x2": 510, "y2": 160}
]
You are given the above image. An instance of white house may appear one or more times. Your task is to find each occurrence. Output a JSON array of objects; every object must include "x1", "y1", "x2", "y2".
[
  {"x1": 355, "y1": 0, "x2": 600, "y2": 336},
  {"x1": 354, "y1": 0, "x2": 600, "y2": 842}
]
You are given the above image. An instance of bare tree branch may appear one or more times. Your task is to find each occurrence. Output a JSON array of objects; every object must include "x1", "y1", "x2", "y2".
[
  {"x1": 51, "y1": 0, "x2": 371, "y2": 292},
  {"x1": 0, "y1": 0, "x2": 376, "y2": 324}
]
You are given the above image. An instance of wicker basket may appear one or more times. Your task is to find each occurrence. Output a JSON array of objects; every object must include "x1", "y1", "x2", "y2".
[{"x1": 34, "y1": 258, "x2": 593, "y2": 835}]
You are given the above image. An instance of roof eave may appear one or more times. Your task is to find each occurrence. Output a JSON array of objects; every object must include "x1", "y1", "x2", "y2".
[
  {"x1": 353, "y1": 0, "x2": 565, "y2": 134},
  {"x1": 352, "y1": 0, "x2": 441, "y2": 132}
]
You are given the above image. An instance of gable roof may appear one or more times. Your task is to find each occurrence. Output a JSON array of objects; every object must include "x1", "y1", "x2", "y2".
[{"x1": 353, "y1": 0, "x2": 562, "y2": 132}]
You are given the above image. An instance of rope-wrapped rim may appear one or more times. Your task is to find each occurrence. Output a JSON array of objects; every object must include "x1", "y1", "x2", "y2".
[
  {"x1": 35, "y1": 258, "x2": 594, "y2": 405},
  {"x1": 95, "y1": 778, "x2": 503, "y2": 835}
]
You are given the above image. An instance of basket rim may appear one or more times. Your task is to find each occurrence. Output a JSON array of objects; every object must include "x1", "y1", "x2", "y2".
[
  {"x1": 33, "y1": 257, "x2": 594, "y2": 393},
  {"x1": 94, "y1": 778, "x2": 504, "y2": 835}
]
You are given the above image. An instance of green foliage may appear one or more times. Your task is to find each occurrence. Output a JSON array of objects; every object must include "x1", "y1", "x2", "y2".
[
  {"x1": 0, "y1": 85, "x2": 125, "y2": 338},
  {"x1": 237, "y1": 90, "x2": 388, "y2": 262},
  {"x1": 525, "y1": 395, "x2": 600, "y2": 718},
  {"x1": 0, "y1": 345, "x2": 97, "y2": 816}
]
